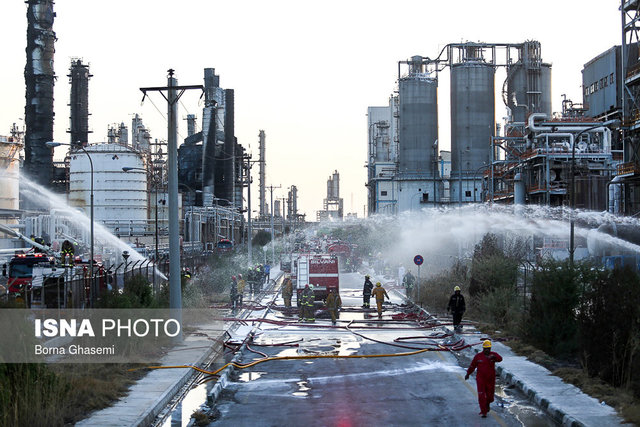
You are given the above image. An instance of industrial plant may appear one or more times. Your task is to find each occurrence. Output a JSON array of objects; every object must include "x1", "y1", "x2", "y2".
[
  {"x1": 366, "y1": 26, "x2": 640, "y2": 217},
  {"x1": 0, "y1": 0, "x2": 305, "y2": 272}
]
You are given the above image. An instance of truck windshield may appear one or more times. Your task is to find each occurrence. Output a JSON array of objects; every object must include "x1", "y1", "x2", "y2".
[{"x1": 10, "y1": 263, "x2": 33, "y2": 278}]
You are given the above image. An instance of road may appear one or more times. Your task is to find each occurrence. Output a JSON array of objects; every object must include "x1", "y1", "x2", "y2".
[{"x1": 166, "y1": 271, "x2": 557, "y2": 426}]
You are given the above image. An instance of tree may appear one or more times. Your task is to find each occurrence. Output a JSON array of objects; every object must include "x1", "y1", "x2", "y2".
[{"x1": 526, "y1": 259, "x2": 581, "y2": 356}]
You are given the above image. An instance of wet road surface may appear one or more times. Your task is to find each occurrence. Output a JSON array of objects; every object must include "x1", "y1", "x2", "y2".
[{"x1": 169, "y1": 271, "x2": 558, "y2": 426}]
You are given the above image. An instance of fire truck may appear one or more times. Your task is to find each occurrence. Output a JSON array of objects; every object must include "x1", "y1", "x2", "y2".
[
  {"x1": 294, "y1": 253, "x2": 339, "y2": 303},
  {"x1": 0, "y1": 224, "x2": 98, "y2": 308}
]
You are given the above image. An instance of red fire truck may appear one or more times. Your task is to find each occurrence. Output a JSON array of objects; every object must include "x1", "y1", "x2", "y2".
[{"x1": 294, "y1": 253, "x2": 339, "y2": 303}]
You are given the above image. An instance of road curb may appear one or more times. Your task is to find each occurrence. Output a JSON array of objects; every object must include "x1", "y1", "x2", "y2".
[
  {"x1": 206, "y1": 272, "x2": 285, "y2": 408},
  {"x1": 136, "y1": 340, "x2": 218, "y2": 427}
]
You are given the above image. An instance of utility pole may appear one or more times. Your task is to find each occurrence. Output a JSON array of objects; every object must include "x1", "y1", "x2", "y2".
[
  {"x1": 140, "y1": 70, "x2": 203, "y2": 334},
  {"x1": 244, "y1": 154, "x2": 259, "y2": 266}
]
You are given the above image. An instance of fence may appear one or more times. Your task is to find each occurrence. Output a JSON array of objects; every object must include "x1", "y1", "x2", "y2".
[{"x1": 0, "y1": 254, "x2": 211, "y2": 309}]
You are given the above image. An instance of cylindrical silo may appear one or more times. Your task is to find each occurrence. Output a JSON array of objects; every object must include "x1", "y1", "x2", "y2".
[
  {"x1": 450, "y1": 60, "x2": 495, "y2": 176},
  {"x1": 398, "y1": 76, "x2": 438, "y2": 175},
  {"x1": 69, "y1": 143, "x2": 148, "y2": 231},
  {"x1": 0, "y1": 136, "x2": 21, "y2": 212},
  {"x1": 506, "y1": 42, "x2": 552, "y2": 123}
]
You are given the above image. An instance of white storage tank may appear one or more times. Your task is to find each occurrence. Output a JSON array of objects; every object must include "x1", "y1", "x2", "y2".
[
  {"x1": 69, "y1": 143, "x2": 148, "y2": 232},
  {"x1": 0, "y1": 136, "x2": 21, "y2": 211}
]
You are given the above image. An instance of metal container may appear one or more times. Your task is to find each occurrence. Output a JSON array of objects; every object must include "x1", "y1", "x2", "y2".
[
  {"x1": 507, "y1": 63, "x2": 552, "y2": 124},
  {"x1": 450, "y1": 61, "x2": 495, "y2": 176},
  {"x1": 69, "y1": 143, "x2": 147, "y2": 229},
  {"x1": 398, "y1": 76, "x2": 438, "y2": 175},
  {"x1": 0, "y1": 136, "x2": 21, "y2": 211}
]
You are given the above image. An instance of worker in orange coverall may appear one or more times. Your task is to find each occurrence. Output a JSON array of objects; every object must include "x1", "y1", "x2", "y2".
[
  {"x1": 465, "y1": 339, "x2": 503, "y2": 418},
  {"x1": 371, "y1": 282, "x2": 389, "y2": 319}
]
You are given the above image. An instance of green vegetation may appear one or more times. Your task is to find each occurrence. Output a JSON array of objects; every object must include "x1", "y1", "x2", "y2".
[{"x1": 0, "y1": 363, "x2": 146, "y2": 427}]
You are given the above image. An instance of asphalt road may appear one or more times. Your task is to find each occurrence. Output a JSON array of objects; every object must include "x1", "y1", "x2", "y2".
[{"x1": 180, "y1": 272, "x2": 558, "y2": 426}]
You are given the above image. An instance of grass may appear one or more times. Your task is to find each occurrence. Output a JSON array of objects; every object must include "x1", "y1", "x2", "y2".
[{"x1": 0, "y1": 363, "x2": 150, "y2": 427}]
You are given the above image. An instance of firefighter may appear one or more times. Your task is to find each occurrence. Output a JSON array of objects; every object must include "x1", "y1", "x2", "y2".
[
  {"x1": 362, "y1": 275, "x2": 374, "y2": 308},
  {"x1": 371, "y1": 282, "x2": 389, "y2": 319},
  {"x1": 465, "y1": 340, "x2": 503, "y2": 418},
  {"x1": 230, "y1": 276, "x2": 238, "y2": 310},
  {"x1": 403, "y1": 271, "x2": 416, "y2": 294},
  {"x1": 325, "y1": 288, "x2": 342, "y2": 325},
  {"x1": 282, "y1": 275, "x2": 293, "y2": 309},
  {"x1": 247, "y1": 267, "x2": 257, "y2": 293},
  {"x1": 61, "y1": 240, "x2": 75, "y2": 267},
  {"x1": 447, "y1": 285, "x2": 466, "y2": 331},
  {"x1": 237, "y1": 274, "x2": 246, "y2": 308},
  {"x1": 299, "y1": 284, "x2": 311, "y2": 320},
  {"x1": 302, "y1": 284, "x2": 315, "y2": 322}
]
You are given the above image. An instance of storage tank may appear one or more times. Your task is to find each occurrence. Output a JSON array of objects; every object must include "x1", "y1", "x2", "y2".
[
  {"x1": 69, "y1": 143, "x2": 147, "y2": 230},
  {"x1": 0, "y1": 136, "x2": 22, "y2": 211},
  {"x1": 398, "y1": 57, "x2": 438, "y2": 176},
  {"x1": 506, "y1": 41, "x2": 552, "y2": 123},
  {"x1": 450, "y1": 55, "x2": 495, "y2": 176}
]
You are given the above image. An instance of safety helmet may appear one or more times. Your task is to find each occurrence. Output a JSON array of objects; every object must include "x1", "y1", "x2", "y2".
[
  {"x1": 304, "y1": 283, "x2": 309, "y2": 288},
  {"x1": 376, "y1": 282, "x2": 382, "y2": 287},
  {"x1": 482, "y1": 340, "x2": 491, "y2": 348},
  {"x1": 365, "y1": 275, "x2": 370, "y2": 278},
  {"x1": 238, "y1": 274, "x2": 243, "y2": 279},
  {"x1": 232, "y1": 276, "x2": 236, "y2": 281},
  {"x1": 309, "y1": 284, "x2": 314, "y2": 290},
  {"x1": 454, "y1": 286, "x2": 461, "y2": 292}
]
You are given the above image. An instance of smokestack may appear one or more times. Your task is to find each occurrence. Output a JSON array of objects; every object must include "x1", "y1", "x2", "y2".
[
  {"x1": 202, "y1": 68, "x2": 218, "y2": 206},
  {"x1": 258, "y1": 130, "x2": 266, "y2": 216},
  {"x1": 223, "y1": 89, "x2": 235, "y2": 205},
  {"x1": 68, "y1": 58, "x2": 92, "y2": 148},
  {"x1": 24, "y1": 0, "x2": 56, "y2": 187}
]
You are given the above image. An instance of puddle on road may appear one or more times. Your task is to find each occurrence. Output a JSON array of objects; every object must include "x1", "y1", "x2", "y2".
[
  {"x1": 237, "y1": 371, "x2": 265, "y2": 382},
  {"x1": 495, "y1": 383, "x2": 557, "y2": 426}
]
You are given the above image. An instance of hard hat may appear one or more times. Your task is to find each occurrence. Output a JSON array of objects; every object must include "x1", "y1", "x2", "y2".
[
  {"x1": 309, "y1": 284, "x2": 314, "y2": 290},
  {"x1": 304, "y1": 283, "x2": 309, "y2": 288},
  {"x1": 238, "y1": 274, "x2": 243, "y2": 279},
  {"x1": 454, "y1": 286, "x2": 461, "y2": 291},
  {"x1": 376, "y1": 282, "x2": 382, "y2": 287},
  {"x1": 365, "y1": 275, "x2": 370, "y2": 278},
  {"x1": 482, "y1": 340, "x2": 491, "y2": 348},
  {"x1": 232, "y1": 276, "x2": 236, "y2": 280}
]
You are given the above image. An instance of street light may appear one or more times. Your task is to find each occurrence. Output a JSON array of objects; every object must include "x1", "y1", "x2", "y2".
[{"x1": 47, "y1": 141, "x2": 95, "y2": 306}]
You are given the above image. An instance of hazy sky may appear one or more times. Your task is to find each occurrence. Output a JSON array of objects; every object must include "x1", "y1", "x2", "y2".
[{"x1": 0, "y1": 0, "x2": 622, "y2": 218}]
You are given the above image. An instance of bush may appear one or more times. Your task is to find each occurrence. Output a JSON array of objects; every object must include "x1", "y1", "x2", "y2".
[
  {"x1": 525, "y1": 260, "x2": 582, "y2": 356},
  {"x1": 578, "y1": 265, "x2": 640, "y2": 389}
]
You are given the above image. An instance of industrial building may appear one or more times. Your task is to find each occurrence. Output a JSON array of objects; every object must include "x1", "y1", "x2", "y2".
[
  {"x1": 317, "y1": 170, "x2": 344, "y2": 221},
  {"x1": 366, "y1": 39, "x2": 623, "y2": 214}
]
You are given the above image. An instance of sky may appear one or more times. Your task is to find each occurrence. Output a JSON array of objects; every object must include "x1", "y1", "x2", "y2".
[{"x1": 0, "y1": 0, "x2": 623, "y2": 219}]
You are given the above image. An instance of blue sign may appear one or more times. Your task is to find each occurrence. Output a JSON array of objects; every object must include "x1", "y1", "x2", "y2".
[{"x1": 414, "y1": 255, "x2": 424, "y2": 266}]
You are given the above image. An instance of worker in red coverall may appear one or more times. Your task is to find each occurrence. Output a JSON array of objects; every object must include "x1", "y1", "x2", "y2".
[{"x1": 465, "y1": 339, "x2": 503, "y2": 418}]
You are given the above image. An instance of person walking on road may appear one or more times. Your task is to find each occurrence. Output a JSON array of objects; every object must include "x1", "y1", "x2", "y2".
[
  {"x1": 237, "y1": 274, "x2": 246, "y2": 308},
  {"x1": 362, "y1": 275, "x2": 374, "y2": 308},
  {"x1": 230, "y1": 276, "x2": 238, "y2": 310},
  {"x1": 447, "y1": 285, "x2": 466, "y2": 331},
  {"x1": 282, "y1": 275, "x2": 293, "y2": 310},
  {"x1": 371, "y1": 282, "x2": 389, "y2": 319},
  {"x1": 325, "y1": 288, "x2": 342, "y2": 325},
  {"x1": 465, "y1": 340, "x2": 503, "y2": 418}
]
